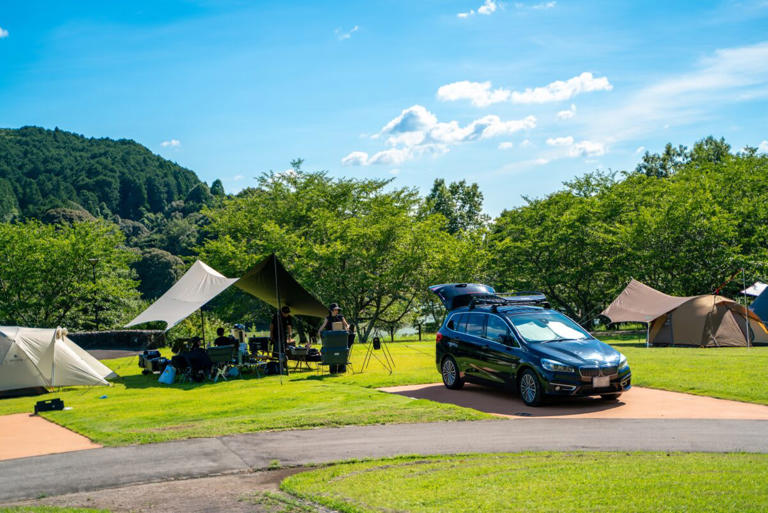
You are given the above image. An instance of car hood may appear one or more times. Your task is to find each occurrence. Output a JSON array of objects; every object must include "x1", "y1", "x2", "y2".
[{"x1": 529, "y1": 339, "x2": 621, "y2": 367}]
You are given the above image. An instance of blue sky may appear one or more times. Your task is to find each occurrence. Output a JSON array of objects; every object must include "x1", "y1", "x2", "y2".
[{"x1": 1, "y1": 0, "x2": 767, "y2": 215}]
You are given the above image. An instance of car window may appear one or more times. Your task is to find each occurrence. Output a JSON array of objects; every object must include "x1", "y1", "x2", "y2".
[
  {"x1": 450, "y1": 313, "x2": 467, "y2": 333},
  {"x1": 485, "y1": 315, "x2": 511, "y2": 344},
  {"x1": 466, "y1": 313, "x2": 485, "y2": 337}
]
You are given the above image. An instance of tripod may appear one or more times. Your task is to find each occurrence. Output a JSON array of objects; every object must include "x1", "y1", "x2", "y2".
[{"x1": 361, "y1": 334, "x2": 395, "y2": 374}]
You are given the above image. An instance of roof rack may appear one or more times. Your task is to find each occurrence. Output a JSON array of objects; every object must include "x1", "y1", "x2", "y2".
[{"x1": 468, "y1": 292, "x2": 549, "y2": 311}]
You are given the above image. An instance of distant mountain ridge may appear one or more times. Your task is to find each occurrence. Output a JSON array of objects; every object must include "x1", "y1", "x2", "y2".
[{"x1": 0, "y1": 126, "x2": 202, "y2": 221}]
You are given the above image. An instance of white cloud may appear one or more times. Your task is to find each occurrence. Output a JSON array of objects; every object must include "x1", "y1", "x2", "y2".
[
  {"x1": 342, "y1": 104, "x2": 536, "y2": 166},
  {"x1": 389, "y1": 168, "x2": 400, "y2": 175},
  {"x1": 161, "y1": 139, "x2": 180, "y2": 147},
  {"x1": 635, "y1": 146, "x2": 646, "y2": 154},
  {"x1": 557, "y1": 104, "x2": 576, "y2": 120},
  {"x1": 546, "y1": 135, "x2": 606, "y2": 157},
  {"x1": 233, "y1": 174, "x2": 245, "y2": 181},
  {"x1": 438, "y1": 72, "x2": 612, "y2": 107},
  {"x1": 531, "y1": 1, "x2": 556, "y2": 9},
  {"x1": 758, "y1": 140, "x2": 768, "y2": 153},
  {"x1": 341, "y1": 151, "x2": 370, "y2": 166},
  {"x1": 590, "y1": 42, "x2": 768, "y2": 143},
  {"x1": 437, "y1": 81, "x2": 511, "y2": 107},
  {"x1": 458, "y1": 0, "x2": 497, "y2": 18},
  {"x1": 478, "y1": 0, "x2": 498, "y2": 14},
  {"x1": 568, "y1": 140, "x2": 606, "y2": 157},
  {"x1": 546, "y1": 136, "x2": 574, "y2": 146},
  {"x1": 335, "y1": 25, "x2": 359, "y2": 41},
  {"x1": 498, "y1": 141, "x2": 514, "y2": 150},
  {"x1": 520, "y1": 139, "x2": 532, "y2": 147},
  {"x1": 0, "y1": 27, "x2": 8, "y2": 39}
]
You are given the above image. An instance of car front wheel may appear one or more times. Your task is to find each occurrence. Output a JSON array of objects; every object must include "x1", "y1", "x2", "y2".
[
  {"x1": 518, "y1": 368, "x2": 543, "y2": 406},
  {"x1": 441, "y1": 357, "x2": 464, "y2": 390}
]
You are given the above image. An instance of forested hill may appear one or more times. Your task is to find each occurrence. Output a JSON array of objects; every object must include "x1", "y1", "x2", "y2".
[{"x1": 0, "y1": 126, "x2": 202, "y2": 220}]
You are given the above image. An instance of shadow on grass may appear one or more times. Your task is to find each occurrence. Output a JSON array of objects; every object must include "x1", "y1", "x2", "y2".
[{"x1": 118, "y1": 368, "x2": 269, "y2": 390}]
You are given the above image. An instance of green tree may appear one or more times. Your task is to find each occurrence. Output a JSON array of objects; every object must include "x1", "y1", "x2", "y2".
[
  {"x1": 426, "y1": 179, "x2": 489, "y2": 234},
  {"x1": 210, "y1": 179, "x2": 226, "y2": 197},
  {"x1": 132, "y1": 248, "x2": 184, "y2": 300},
  {"x1": 0, "y1": 220, "x2": 141, "y2": 329},
  {"x1": 199, "y1": 168, "x2": 448, "y2": 342}
]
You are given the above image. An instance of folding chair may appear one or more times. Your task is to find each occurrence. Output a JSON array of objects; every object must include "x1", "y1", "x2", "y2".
[{"x1": 206, "y1": 345, "x2": 236, "y2": 382}]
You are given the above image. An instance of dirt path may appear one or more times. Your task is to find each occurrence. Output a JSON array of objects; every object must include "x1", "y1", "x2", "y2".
[
  {"x1": 379, "y1": 384, "x2": 768, "y2": 419},
  {"x1": 9, "y1": 470, "x2": 312, "y2": 513},
  {"x1": 0, "y1": 413, "x2": 101, "y2": 461}
]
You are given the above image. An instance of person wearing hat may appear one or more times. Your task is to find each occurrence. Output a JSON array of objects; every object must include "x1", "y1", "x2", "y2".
[{"x1": 317, "y1": 303, "x2": 350, "y2": 337}]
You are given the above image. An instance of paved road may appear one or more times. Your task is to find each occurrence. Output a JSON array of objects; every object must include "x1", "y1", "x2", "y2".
[{"x1": 2, "y1": 418, "x2": 767, "y2": 502}]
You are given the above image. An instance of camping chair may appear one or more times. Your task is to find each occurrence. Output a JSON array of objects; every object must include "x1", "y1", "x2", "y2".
[
  {"x1": 206, "y1": 345, "x2": 237, "y2": 382},
  {"x1": 320, "y1": 330, "x2": 351, "y2": 375}
]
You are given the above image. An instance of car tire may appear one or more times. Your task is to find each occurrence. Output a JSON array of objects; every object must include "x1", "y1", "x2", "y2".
[
  {"x1": 441, "y1": 356, "x2": 464, "y2": 390},
  {"x1": 518, "y1": 368, "x2": 543, "y2": 407},
  {"x1": 600, "y1": 393, "x2": 622, "y2": 401}
]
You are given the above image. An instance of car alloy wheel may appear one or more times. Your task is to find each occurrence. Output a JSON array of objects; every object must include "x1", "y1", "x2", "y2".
[
  {"x1": 519, "y1": 369, "x2": 542, "y2": 406},
  {"x1": 441, "y1": 356, "x2": 464, "y2": 390}
]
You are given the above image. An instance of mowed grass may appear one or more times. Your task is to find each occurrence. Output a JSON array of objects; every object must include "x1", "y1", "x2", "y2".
[
  {"x1": 282, "y1": 452, "x2": 768, "y2": 513},
  {"x1": 0, "y1": 341, "x2": 487, "y2": 446},
  {"x1": 603, "y1": 334, "x2": 768, "y2": 405}
]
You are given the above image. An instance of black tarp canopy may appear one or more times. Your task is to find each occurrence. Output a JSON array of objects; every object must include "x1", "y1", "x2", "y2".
[{"x1": 234, "y1": 254, "x2": 327, "y2": 319}]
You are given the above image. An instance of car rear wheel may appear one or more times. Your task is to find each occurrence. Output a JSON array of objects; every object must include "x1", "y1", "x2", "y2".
[
  {"x1": 518, "y1": 369, "x2": 543, "y2": 406},
  {"x1": 441, "y1": 357, "x2": 464, "y2": 390}
]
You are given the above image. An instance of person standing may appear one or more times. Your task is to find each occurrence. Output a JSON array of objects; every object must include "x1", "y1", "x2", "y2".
[
  {"x1": 317, "y1": 303, "x2": 349, "y2": 336},
  {"x1": 270, "y1": 306, "x2": 293, "y2": 357}
]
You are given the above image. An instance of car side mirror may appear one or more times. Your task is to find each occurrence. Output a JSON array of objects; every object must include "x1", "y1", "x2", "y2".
[{"x1": 501, "y1": 334, "x2": 515, "y2": 346}]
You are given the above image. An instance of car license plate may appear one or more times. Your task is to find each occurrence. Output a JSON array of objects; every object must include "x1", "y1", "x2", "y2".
[{"x1": 593, "y1": 376, "x2": 610, "y2": 388}]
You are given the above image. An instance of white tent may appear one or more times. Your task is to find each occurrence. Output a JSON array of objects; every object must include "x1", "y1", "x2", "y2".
[
  {"x1": 0, "y1": 326, "x2": 116, "y2": 392},
  {"x1": 741, "y1": 281, "x2": 768, "y2": 297},
  {"x1": 125, "y1": 260, "x2": 238, "y2": 331}
]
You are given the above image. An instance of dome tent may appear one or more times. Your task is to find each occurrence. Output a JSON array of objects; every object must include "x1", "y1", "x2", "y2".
[
  {"x1": 0, "y1": 326, "x2": 116, "y2": 395},
  {"x1": 602, "y1": 279, "x2": 768, "y2": 347}
]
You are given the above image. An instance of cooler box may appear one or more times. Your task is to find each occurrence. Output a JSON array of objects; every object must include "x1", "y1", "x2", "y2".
[{"x1": 321, "y1": 330, "x2": 349, "y2": 365}]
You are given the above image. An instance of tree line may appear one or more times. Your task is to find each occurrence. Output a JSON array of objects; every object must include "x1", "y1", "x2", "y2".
[{"x1": 0, "y1": 132, "x2": 766, "y2": 338}]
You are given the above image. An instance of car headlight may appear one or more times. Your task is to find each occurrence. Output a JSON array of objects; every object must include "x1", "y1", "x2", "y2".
[
  {"x1": 541, "y1": 358, "x2": 575, "y2": 373},
  {"x1": 618, "y1": 353, "x2": 628, "y2": 369}
]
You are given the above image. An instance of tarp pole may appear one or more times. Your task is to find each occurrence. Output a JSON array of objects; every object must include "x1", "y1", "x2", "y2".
[
  {"x1": 200, "y1": 308, "x2": 206, "y2": 346},
  {"x1": 646, "y1": 321, "x2": 650, "y2": 348},
  {"x1": 273, "y1": 256, "x2": 284, "y2": 385},
  {"x1": 743, "y1": 268, "x2": 751, "y2": 348}
]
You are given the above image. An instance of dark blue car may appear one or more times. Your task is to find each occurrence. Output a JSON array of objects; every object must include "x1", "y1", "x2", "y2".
[{"x1": 431, "y1": 283, "x2": 631, "y2": 406}]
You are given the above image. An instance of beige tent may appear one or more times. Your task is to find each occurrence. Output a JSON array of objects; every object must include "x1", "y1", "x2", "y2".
[
  {"x1": 0, "y1": 326, "x2": 116, "y2": 393},
  {"x1": 602, "y1": 280, "x2": 768, "y2": 347}
]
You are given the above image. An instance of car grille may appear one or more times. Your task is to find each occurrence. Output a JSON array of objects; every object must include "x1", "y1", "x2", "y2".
[{"x1": 579, "y1": 365, "x2": 618, "y2": 377}]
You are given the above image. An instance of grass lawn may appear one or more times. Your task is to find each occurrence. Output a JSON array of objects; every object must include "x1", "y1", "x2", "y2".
[
  {"x1": 603, "y1": 334, "x2": 768, "y2": 405},
  {"x1": 282, "y1": 452, "x2": 768, "y2": 513},
  {"x1": 0, "y1": 341, "x2": 488, "y2": 446}
]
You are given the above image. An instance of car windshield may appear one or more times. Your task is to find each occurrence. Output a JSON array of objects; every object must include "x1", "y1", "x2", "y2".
[{"x1": 505, "y1": 312, "x2": 590, "y2": 343}]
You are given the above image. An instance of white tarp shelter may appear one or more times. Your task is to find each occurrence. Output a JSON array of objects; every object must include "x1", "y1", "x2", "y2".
[
  {"x1": 125, "y1": 260, "x2": 238, "y2": 331},
  {"x1": 0, "y1": 326, "x2": 116, "y2": 392},
  {"x1": 741, "y1": 281, "x2": 768, "y2": 297}
]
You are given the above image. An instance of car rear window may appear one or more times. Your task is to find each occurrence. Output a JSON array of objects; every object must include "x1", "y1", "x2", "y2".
[{"x1": 449, "y1": 313, "x2": 467, "y2": 332}]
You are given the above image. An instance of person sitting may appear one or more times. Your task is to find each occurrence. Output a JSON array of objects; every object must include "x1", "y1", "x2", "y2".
[
  {"x1": 214, "y1": 327, "x2": 233, "y2": 347},
  {"x1": 185, "y1": 338, "x2": 212, "y2": 381},
  {"x1": 317, "y1": 303, "x2": 350, "y2": 337}
]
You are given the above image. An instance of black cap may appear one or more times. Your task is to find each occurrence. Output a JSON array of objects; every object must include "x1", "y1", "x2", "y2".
[
  {"x1": 281, "y1": 306, "x2": 291, "y2": 314},
  {"x1": 329, "y1": 303, "x2": 340, "y2": 311}
]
